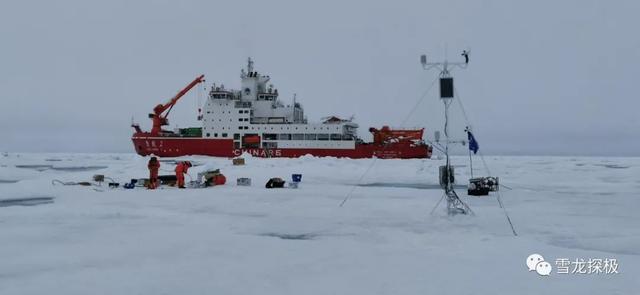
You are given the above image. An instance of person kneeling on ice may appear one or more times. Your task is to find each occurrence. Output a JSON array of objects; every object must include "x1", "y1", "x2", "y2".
[
  {"x1": 175, "y1": 161, "x2": 192, "y2": 189},
  {"x1": 147, "y1": 156, "x2": 160, "y2": 189}
]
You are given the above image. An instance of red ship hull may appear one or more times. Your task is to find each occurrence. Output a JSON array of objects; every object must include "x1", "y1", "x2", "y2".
[{"x1": 132, "y1": 133, "x2": 431, "y2": 159}]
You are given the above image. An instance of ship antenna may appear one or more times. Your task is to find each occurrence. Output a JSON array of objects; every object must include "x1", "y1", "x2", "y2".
[
  {"x1": 420, "y1": 51, "x2": 472, "y2": 216},
  {"x1": 247, "y1": 57, "x2": 254, "y2": 73}
]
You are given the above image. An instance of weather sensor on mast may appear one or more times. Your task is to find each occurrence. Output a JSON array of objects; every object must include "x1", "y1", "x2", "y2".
[{"x1": 420, "y1": 50, "x2": 472, "y2": 216}]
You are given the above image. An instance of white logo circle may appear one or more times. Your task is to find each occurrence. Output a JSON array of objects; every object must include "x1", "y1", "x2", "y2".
[
  {"x1": 526, "y1": 254, "x2": 545, "y2": 271},
  {"x1": 535, "y1": 261, "x2": 552, "y2": 276}
]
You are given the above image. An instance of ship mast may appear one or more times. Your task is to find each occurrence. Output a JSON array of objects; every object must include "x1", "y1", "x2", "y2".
[
  {"x1": 247, "y1": 57, "x2": 254, "y2": 73},
  {"x1": 420, "y1": 50, "x2": 472, "y2": 215}
]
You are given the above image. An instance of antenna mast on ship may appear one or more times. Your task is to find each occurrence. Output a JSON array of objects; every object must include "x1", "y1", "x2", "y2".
[
  {"x1": 247, "y1": 57, "x2": 254, "y2": 73},
  {"x1": 420, "y1": 50, "x2": 473, "y2": 216}
]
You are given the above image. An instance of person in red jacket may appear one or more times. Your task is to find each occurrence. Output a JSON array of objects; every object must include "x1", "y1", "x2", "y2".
[
  {"x1": 147, "y1": 156, "x2": 160, "y2": 189},
  {"x1": 175, "y1": 161, "x2": 192, "y2": 188}
]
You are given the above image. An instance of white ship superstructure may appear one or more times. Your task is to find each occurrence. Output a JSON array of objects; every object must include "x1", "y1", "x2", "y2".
[{"x1": 202, "y1": 58, "x2": 358, "y2": 151}]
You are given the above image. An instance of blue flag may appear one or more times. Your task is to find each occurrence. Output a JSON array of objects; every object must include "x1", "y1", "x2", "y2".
[{"x1": 467, "y1": 130, "x2": 479, "y2": 154}]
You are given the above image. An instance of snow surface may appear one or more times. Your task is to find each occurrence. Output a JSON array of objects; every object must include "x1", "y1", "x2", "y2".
[{"x1": 1, "y1": 153, "x2": 639, "y2": 294}]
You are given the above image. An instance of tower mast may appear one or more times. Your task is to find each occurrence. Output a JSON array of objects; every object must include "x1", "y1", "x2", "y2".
[{"x1": 420, "y1": 51, "x2": 472, "y2": 215}]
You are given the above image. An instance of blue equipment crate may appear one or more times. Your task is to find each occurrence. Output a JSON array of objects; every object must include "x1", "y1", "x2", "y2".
[{"x1": 292, "y1": 174, "x2": 302, "y2": 183}]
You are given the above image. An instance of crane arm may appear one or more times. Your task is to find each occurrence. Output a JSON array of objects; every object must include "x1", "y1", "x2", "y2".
[
  {"x1": 150, "y1": 74, "x2": 205, "y2": 135},
  {"x1": 153, "y1": 74, "x2": 205, "y2": 117}
]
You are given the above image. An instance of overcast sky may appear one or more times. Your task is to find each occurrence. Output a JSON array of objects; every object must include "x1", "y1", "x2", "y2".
[{"x1": 1, "y1": 0, "x2": 638, "y2": 156}]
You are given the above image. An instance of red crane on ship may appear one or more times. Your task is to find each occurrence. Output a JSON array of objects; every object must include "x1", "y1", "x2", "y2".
[{"x1": 145, "y1": 75, "x2": 205, "y2": 135}]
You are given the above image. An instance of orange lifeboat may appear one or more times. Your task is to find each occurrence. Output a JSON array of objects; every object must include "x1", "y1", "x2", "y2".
[{"x1": 243, "y1": 135, "x2": 260, "y2": 144}]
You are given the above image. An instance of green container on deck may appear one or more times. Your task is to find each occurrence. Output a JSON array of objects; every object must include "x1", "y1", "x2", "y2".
[{"x1": 179, "y1": 127, "x2": 202, "y2": 137}]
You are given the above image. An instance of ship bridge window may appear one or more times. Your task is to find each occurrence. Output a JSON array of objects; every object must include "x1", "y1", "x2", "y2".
[
  {"x1": 331, "y1": 134, "x2": 342, "y2": 141},
  {"x1": 235, "y1": 102, "x2": 252, "y2": 108},
  {"x1": 305, "y1": 134, "x2": 316, "y2": 140},
  {"x1": 212, "y1": 93, "x2": 228, "y2": 99},
  {"x1": 258, "y1": 94, "x2": 276, "y2": 101},
  {"x1": 317, "y1": 134, "x2": 329, "y2": 141}
]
